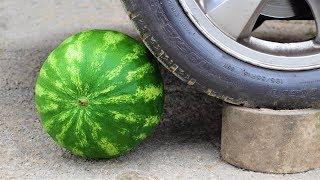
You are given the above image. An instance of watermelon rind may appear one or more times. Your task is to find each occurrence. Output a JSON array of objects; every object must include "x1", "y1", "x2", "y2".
[{"x1": 35, "y1": 29, "x2": 164, "y2": 158}]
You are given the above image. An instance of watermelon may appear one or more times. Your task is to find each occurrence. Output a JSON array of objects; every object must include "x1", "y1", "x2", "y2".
[{"x1": 35, "y1": 30, "x2": 164, "y2": 158}]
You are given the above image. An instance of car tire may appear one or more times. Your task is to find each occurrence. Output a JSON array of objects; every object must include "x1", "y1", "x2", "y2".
[{"x1": 121, "y1": 0, "x2": 320, "y2": 109}]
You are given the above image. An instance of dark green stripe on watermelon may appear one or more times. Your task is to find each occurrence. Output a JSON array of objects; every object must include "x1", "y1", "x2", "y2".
[{"x1": 35, "y1": 30, "x2": 164, "y2": 158}]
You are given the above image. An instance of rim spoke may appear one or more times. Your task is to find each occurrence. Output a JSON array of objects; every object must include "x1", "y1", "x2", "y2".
[
  {"x1": 205, "y1": 0, "x2": 268, "y2": 40},
  {"x1": 306, "y1": 0, "x2": 320, "y2": 42}
]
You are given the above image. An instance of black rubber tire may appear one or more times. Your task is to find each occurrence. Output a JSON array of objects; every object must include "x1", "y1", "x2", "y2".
[{"x1": 121, "y1": 0, "x2": 320, "y2": 109}]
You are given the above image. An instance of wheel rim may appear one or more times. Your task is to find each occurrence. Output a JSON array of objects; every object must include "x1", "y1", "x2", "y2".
[{"x1": 179, "y1": 0, "x2": 320, "y2": 71}]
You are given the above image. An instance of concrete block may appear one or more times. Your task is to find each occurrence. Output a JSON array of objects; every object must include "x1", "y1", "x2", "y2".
[{"x1": 221, "y1": 105, "x2": 320, "y2": 174}]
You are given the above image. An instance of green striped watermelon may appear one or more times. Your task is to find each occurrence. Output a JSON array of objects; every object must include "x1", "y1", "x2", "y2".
[{"x1": 35, "y1": 30, "x2": 164, "y2": 158}]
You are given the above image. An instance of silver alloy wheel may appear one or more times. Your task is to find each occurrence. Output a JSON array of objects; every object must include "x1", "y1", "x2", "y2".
[{"x1": 179, "y1": 0, "x2": 320, "y2": 71}]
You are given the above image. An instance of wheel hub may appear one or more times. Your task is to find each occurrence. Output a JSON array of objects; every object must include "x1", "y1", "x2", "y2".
[
  {"x1": 180, "y1": 0, "x2": 320, "y2": 71},
  {"x1": 262, "y1": 0, "x2": 305, "y2": 18}
]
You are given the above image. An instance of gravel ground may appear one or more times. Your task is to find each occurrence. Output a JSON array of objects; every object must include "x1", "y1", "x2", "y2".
[{"x1": 1, "y1": 0, "x2": 320, "y2": 179}]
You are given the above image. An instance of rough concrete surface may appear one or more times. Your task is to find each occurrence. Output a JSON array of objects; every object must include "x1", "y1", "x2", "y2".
[
  {"x1": 222, "y1": 106, "x2": 320, "y2": 174},
  {"x1": 1, "y1": 0, "x2": 320, "y2": 179}
]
